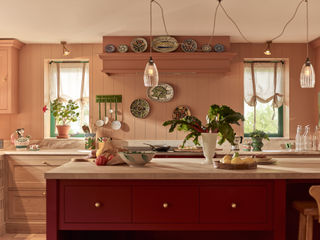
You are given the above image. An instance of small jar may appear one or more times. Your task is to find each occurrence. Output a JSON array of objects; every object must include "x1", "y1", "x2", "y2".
[
  {"x1": 85, "y1": 133, "x2": 96, "y2": 150},
  {"x1": 98, "y1": 137, "x2": 112, "y2": 149},
  {"x1": 243, "y1": 142, "x2": 252, "y2": 152}
]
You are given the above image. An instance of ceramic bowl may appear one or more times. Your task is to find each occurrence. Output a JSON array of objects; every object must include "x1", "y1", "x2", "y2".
[{"x1": 119, "y1": 151, "x2": 156, "y2": 167}]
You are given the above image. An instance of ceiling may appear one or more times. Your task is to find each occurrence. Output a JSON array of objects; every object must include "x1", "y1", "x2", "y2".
[{"x1": 2, "y1": 0, "x2": 320, "y2": 44}]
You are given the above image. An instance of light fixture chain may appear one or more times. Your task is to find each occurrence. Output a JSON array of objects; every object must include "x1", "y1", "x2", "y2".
[
  {"x1": 153, "y1": 0, "x2": 170, "y2": 36},
  {"x1": 306, "y1": 0, "x2": 309, "y2": 57},
  {"x1": 270, "y1": 0, "x2": 304, "y2": 42},
  {"x1": 207, "y1": 2, "x2": 220, "y2": 46}
]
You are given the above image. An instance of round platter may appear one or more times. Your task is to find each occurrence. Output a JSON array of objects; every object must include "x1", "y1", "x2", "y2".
[
  {"x1": 147, "y1": 83, "x2": 174, "y2": 103},
  {"x1": 105, "y1": 44, "x2": 115, "y2": 53},
  {"x1": 181, "y1": 39, "x2": 197, "y2": 53},
  {"x1": 172, "y1": 105, "x2": 191, "y2": 120},
  {"x1": 118, "y1": 44, "x2": 128, "y2": 53},
  {"x1": 131, "y1": 37, "x2": 148, "y2": 53},
  {"x1": 214, "y1": 44, "x2": 225, "y2": 52},
  {"x1": 130, "y1": 99, "x2": 150, "y2": 118},
  {"x1": 202, "y1": 44, "x2": 212, "y2": 53},
  {"x1": 152, "y1": 35, "x2": 179, "y2": 53}
]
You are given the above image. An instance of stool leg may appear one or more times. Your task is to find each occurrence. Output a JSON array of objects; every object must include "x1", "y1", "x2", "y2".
[
  {"x1": 298, "y1": 213, "x2": 307, "y2": 240},
  {"x1": 306, "y1": 215, "x2": 313, "y2": 240}
]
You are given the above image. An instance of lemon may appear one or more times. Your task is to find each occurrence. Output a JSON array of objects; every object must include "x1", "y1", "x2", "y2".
[
  {"x1": 231, "y1": 157, "x2": 243, "y2": 164},
  {"x1": 243, "y1": 157, "x2": 255, "y2": 164}
]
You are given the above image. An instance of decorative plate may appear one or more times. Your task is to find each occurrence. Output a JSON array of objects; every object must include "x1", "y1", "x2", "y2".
[
  {"x1": 105, "y1": 44, "x2": 115, "y2": 53},
  {"x1": 130, "y1": 99, "x2": 150, "y2": 118},
  {"x1": 172, "y1": 105, "x2": 191, "y2": 120},
  {"x1": 214, "y1": 44, "x2": 225, "y2": 52},
  {"x1": 118, "y1": 44, "x2": 128, "y2": 53},
  {"x1": 130, "y1": 37, "x2": 148, "y2": 53},
  {"x1": 152, "y1": 35, "x2": 179, "y2": 53},
  {"x1": 202, "y1": 44, "x2": 212, "y2": 53},
  {"x1": 181, "y1": 39, "x2": 197, "y2": 53},
  {"x1": 147, "y1": 83, "x2": 174, "y2": 103}
]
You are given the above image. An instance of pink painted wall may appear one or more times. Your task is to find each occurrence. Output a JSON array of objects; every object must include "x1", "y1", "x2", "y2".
[{"x1": 0, "y1": 42, "x2": 315, "y2": 140}]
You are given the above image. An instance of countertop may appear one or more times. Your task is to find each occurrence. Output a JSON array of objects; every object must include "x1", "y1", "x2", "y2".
[{"x1": 45, "y1": 158, "x2": 320, "y2": 180}]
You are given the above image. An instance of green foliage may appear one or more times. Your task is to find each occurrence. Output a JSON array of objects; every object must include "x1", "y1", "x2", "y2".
[
  {"x1": 163, "y1": 104, "x2": 245, "y2": 147},
  {"x1": 49, "y1": 99, "x2": 79, "y2": 125},
  {"x1": 249, "y1": 130, "x2": 270, "y2": 141}
]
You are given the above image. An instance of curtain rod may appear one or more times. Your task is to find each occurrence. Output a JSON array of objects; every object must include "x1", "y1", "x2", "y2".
[
  {"x1": 49, "y1": 61, "x2": 89, "y2": 64},
  {"x1": 244, "y1": 61, "x2": 284, "y2": 64}
]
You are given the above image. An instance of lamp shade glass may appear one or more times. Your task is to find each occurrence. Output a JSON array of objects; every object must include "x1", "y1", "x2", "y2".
[
  {"x1": 300, "y1": 59, "x2": 315, "y2": 88},
  {"x1": 144, "y1": 58, "x2": 159, "y2": 87}
]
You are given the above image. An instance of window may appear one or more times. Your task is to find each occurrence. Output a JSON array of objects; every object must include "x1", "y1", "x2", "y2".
[
  {"x1": 243, "y1": 62, "x2": 284, "y2": 137},
  {"x1": 48, "y1": 61, "x2": 89, "y2": 137}
]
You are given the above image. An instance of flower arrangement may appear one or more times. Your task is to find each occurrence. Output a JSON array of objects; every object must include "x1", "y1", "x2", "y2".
[
  {"x1": 43, "y1": 99, "x2": 79, "y2": 125},
  {"x1": 163, "y1": 104, "x2": 245, "y2": 147}
]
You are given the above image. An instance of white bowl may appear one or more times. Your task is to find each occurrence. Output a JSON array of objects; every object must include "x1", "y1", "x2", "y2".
[{"x1": 119, "y1": 151, "x2": 156, "y2": 167}]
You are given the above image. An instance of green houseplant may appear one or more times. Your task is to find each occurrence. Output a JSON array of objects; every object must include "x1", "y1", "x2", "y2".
[
  {"x1": 249, "y1": 130, "x2": 270, "y2": 151},
  {"x1": 163, "y1": 104, "x2": 245, "y2": 164},
  {"x1": 43, "y1": 99, "x2": 79, "y2": 138}
]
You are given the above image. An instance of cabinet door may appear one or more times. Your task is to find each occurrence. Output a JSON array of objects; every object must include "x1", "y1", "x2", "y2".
[
  {"x1": 7, "y1": 156, "x2": 71, "y2": 189},
  {"x1": 132, "y1": 186, "x2": 199, "y2": 223},
  {"x1": 200, "y1": 186, "x2": 268, "y2": 223},
  {"x1": 0, "y1": 50, "x2": 8, "y2": 110},
  {"x1": 64, "y1": 186, "x2": 131, "y2": 223},
  {"x1": 8, "y1": 190, "x2": 46, "y2": 220}
]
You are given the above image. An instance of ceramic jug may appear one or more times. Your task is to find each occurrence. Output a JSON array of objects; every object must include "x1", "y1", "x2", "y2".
[{"x1": 11, "y1": 128, "x2": 31, "y2": 151}]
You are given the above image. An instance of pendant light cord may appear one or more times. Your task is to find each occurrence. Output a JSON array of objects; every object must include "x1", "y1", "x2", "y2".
[
  {"x1": 150, "y1": 0, "x2": 153, "y2": 58},
  {"x1": 207, "y1": 3, "x2": 220, "y2": 45},
  {"x1": 153, "y1": 0, "x2": 170, "y2": 36},
  {"x1": 306, "y1": 0, "x2": 309, "y2": 58}
]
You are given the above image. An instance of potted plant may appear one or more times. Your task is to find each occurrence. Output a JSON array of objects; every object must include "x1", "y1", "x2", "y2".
[
  {"x1": 163, "y1": 104, "x2": 245, "y2": 164},
  {"x1": 43, "y1": 99, "x2": 79, "y2": 139},
  {"x1": 249, "y1": 130, "x2": 270, "y2": 151}
]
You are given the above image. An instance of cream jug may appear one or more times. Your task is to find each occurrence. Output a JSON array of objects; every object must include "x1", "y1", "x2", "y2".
[{"x1": 11, "y1": 128, "x2": 31, "y2": 151}]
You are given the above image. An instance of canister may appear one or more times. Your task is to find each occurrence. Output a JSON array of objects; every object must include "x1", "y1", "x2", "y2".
[
  {"x1": 243, "y1": 142, "x2": 252, "y2": 151},
  {"x1": 85, "y1": 133, "x2": 96, "y2": 150}
]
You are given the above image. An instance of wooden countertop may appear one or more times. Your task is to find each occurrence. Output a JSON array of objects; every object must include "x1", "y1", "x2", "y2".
[{"x1": 45, "y1": 158, "x2": 320, "y2": 180}]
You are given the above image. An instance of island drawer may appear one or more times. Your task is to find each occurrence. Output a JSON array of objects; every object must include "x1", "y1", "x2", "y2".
[
  {"x1": 200, "y1": 185, "x2": 268, "y2": 223},
  {"x1": 64, "y1": 185, "x2": 131, "y2": 223},
  {"x1": 132, "y1": 186, "x2": 199, "y2": 223}
]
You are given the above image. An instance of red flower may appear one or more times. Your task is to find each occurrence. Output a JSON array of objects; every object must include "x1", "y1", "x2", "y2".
[{"x1": 42, "y1": 105, "x2": 48, "y2": 113}]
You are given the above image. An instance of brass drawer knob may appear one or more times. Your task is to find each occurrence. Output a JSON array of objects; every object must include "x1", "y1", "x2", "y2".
[
  {"x1": 42, "y1": 192, "x2": 46, "y2": 196},
  {"x1": 163, "y1": 203, "x2": 168, "y2": 208},
  {"x1": 42, "y1": 161, "x2": 47, "y2": 164},
  {"x1": 95, "y1": 202, "x2": 100, "y2": 208},
  {"x1": 231, "y1": 203, "x2": 236, "y2": 208}
]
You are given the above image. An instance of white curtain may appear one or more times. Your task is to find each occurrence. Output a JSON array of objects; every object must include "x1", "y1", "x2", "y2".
[
  {"x1": 49, "y1": 62, "x2": 89, "y2": 125},
  {"x1": 244, "y1": 62, "x2": 284, "y2": 130}
]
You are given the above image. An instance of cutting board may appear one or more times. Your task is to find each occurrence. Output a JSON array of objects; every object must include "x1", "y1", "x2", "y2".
[{"x1": 173, "y1": 148, "x2": 223, "y2": 152}]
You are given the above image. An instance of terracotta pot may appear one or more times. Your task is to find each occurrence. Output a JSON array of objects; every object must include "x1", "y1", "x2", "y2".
[
  {"x1": 56, "y1": 125, "x2": 71, "y2": 139},
  {"x1": 201, "y1": 133, "x2": 218, "y2": 164}
]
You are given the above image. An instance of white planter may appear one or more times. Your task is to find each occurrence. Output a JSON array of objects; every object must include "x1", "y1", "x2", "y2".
[{"x1": 201, "y1": 133, "x2": 218, "y2": 164}]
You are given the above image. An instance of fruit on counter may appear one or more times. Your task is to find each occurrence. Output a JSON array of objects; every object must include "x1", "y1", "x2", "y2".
[
  {"x1": 232, "y1": 152, "x2": 240, "y2": 159},
  {"x1": 95, "y1": 155, "x2": 107, "y2": 166},
  {"x1": 96, "y1": 148, "x2": 103, "y2": 157},
  {"x1": 231, "y1": 157, "x2": 243, "y2": 164},
  {"x1": 242, "y1": 157, "x2": 255, "y2": 164},
  {"x1": 220, "y1": 155, "x2": 232, "y2": 164},
  {"x1": 178, "y1": 145, "x2": 198, "y2": 150},
  {"x1": 251, "y1": 154, "x2": 267, "y2": 158}
]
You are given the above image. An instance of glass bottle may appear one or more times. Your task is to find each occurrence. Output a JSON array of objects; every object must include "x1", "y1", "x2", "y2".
[
  {"x1": 304, "y1": 125, "x2": 312, "y2": 151},
  {"x1": 296, "y1": 125, "x2": 302, "y2": 151},
  {"x1": 313, "y1": 126, "x2": 320, "y2": 151}
]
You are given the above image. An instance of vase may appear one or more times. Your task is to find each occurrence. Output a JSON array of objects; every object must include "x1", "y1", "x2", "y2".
[
  {"x1": 56, "y1": 125, "x2": 71, "y2": 139},
  {"x1": 252, "y1": 137, "x2": 263, "y2": 151},
  {"x1": 201, "y1": 133, "x2": 218, "y2": 164},
  {"x1": 85, "y1": 133, "x2": 96, "y2": 149}
]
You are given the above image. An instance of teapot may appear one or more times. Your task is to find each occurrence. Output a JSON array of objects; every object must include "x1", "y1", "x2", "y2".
[
  {"x1": 11, "y1": 128, "x2": 31, "y2": 151},
  {"x1": 231, "y1": 135, "x2": 243, "y2": 151}
]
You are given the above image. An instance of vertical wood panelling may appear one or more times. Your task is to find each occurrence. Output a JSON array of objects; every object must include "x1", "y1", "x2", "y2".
[{"x1": 0, "y1": 42, "x2": 316, "y2": 141}]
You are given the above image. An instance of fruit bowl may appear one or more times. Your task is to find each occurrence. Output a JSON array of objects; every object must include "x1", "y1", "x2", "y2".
[{"x1": 119, "y1": 151, "x2": 156, "y2": 167}]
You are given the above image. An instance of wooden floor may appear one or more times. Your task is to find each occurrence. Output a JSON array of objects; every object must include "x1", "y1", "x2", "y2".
[{"x1": 0, "y1": 234, "x2": 45, "y2": 240}]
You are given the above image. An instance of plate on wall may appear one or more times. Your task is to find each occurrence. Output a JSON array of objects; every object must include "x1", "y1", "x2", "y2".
[
  {"x1": 105, "y1": 44, "x2": 116, "y2": 53},
  {"x1": 214, "y1": 44, "x2": 225, "y2": 52},
  {"x1": 201, "y1": 44, "x2": 212, "y2": 53},
  {"x1": 181, "y1": 39, "x2": 197, "y2": 53},
  {"x1": 131, "y1": 37, "x2": 148, "y2": 53},
  {"x1": 118, "y1": 44, "x2": 128, "y2": 53},
  {"x1": 147, "y1": 83, "x2": 174, "y2": 103},
  {"x1": 172, "y1": 105, "x2": 191, "y2": 120},
  {"x1": 152, "y1": 35, "x2": 179, "y2": 53},
  {"x1": 130, "y1": 99, "x2": 150, "y2": 118}
]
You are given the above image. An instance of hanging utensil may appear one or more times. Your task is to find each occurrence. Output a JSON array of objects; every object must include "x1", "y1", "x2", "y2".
[
  {"x1": 90, "y1": 123, "x2": 97, "y2": 133},
  {"x1": 108, "y1": 97, "x2": 114, "y2": 114},
  {"x1": 103, "y1": 98, "x2": 109, "y2": 125},
  {"x1": 111, "y1": 98, "x2": 121, "y2": 130},
  {"x1": 96, "y1": 98, "x2": 104, "y2": 127}
]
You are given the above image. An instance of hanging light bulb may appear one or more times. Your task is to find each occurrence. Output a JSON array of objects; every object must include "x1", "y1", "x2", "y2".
[
  {"x1": 144, "y1": 0, "x2": 159, "y2": 87},
  {"x1": 300, "y1": 0, "x2": 315, "y2": 88},
  {"x1": 264, "y1": 41, "x2": 272, "y2": 55},
  {"x1": 61, "y1": 41, "x2": 70, "y2": 56}
]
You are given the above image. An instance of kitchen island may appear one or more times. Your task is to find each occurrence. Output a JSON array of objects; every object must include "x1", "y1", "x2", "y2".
[{"x1": 45, "y1": 158, "x2": 320, "y2": 240}]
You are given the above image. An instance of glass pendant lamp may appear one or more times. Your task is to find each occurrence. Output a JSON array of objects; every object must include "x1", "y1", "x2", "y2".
[
  {"x1": 300, "y1": 0, "x2": 315, "y2": 88},
  {"x1": 144, "y1": 0, "x2": 159, "y2": 87}
]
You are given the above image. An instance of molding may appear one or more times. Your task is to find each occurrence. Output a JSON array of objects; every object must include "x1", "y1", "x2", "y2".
[
  {"x1": 310, "y1": 37, "x2": 320, "y2": 49},
  {"x1": 0, "y1": 39, "x2": 25, "y2": 50},
  {"x1": 6, "y1": 222, "x2": 46, "y2": 234}
]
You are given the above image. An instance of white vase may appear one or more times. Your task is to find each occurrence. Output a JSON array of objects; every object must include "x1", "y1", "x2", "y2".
[{"x1": 201, "y1": 133, "x2": 218, "y2": 164}]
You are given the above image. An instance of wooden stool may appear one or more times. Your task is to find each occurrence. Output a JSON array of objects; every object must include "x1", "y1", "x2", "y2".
[{"x1": 292, "y1": 186, "x2": 320, "y2": 240}]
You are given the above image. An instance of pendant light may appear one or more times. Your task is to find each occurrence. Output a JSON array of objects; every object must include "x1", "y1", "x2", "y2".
[
  {"x1": 144, "y1": 0, "x2": 159, "y2": 87},
  {"x1": 300, "y1": 0, "x2": 315, "y2": 88},
  {"x1": 264, "y1": 41, "x2": 272, "y2": 55},
  {"x1": 61, "y1": 41, "x2": 70, "y2": 56}
]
